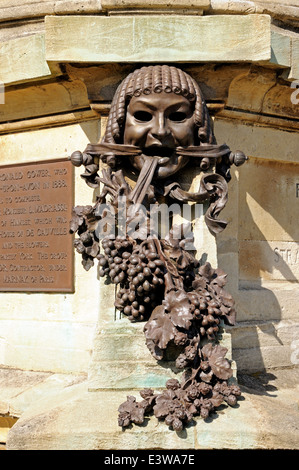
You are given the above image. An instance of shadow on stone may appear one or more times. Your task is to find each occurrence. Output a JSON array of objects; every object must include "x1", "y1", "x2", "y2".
[{"x1": 238, "y1": 371, "x2": 278, "y2": 397}]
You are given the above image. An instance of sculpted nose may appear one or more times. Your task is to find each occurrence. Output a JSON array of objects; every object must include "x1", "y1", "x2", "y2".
[{"x1": 150, "y1": 115, "x2": 170, "y2": 140}]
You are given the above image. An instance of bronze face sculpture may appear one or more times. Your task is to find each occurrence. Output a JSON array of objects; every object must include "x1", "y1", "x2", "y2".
[
  {"x1": 70, "y1": 65, "x2": 246, "y2": 432},
  {"x1": 123, "y1": 91, "x2": 195, "y2": 179}
]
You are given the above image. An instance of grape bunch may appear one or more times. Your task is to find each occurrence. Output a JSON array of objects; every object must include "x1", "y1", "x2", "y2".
[
  {"x1": 187, "y1": 291, "x2": 221, "y2": 341},
  {"x1": 97, "y1": 236, "x2": 166, "y2": 321},
  {"x1": 118, "y1": 376, "x2": 242, "y2": 432}
]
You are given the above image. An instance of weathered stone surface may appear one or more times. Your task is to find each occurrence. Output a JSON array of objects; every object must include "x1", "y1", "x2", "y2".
[
  {"x1": 226, "y1": 68, "x2": 277, "y2": 112},
  {"x1": 235, "y1": 285, "x2": 299, "y2": 322},
  {"x1": 210, "y1": 0, "x2": 257, "y2": 14},
  {"x1": 0, "y1": 0, "x2": 102, "y2": 22},
  {"x1": 0, "y1": 79, "x2": 90, "y2": 123},
  {"x1": 213, "y1": 118, "x2": 298, "y2": 373},
  {"x1": 289, "y1": 37, "x2": 299, "y2": 80},
  {"x1": 45, "y1": 14, "x2": 271, "y2": 63},
  {"x1": 0, "y1": 34, "x2": 52, "y2": 85},
  {"x1": 54, "y1": 0, "x2": 102, "y2": 14},
  {"x1": 0, "y1": 110, "x2": 98, "y2": 135},
  {"x1": 0, "y1": 0, "x2": 298, "y2": 28},
  {"x1": 88, "y1": 319, "x2": 234, "y2": 390},
  {"x1": 262, "y1": 82, "x2": 299, "y2": 119},
  {"x1": 0, "y1": 121, "x2": 101, "y2": 374},
  {"x1": 225, "y1": 68, "x2": 299, "y2": 119},
  {"x1": 214, "y1": 119, "x2": 299, "y2": 163},
  {"x1": 0, "y1": 0, "x2": 54, "y2": 22},
  {"x1": 66, "y1": 63, "x2": 250, "y2": 103},
  {"x1": 0, "y1": 368, "x2": 86, "y2": 418},
  {"x1": 238, "y1": 159, "x2": 299, "y2": 243},
  {"x1": 231, "y1": 320, "x2": 299, "y2": 371},
  {"x1": 0, "y1": 369, "x2": 51, "y2": 417},
  {"x1": 102, "y1": 0, "x2": 210, "y2": 8},
  {"x1": 239, "y1": 241, "x2": 299, "y2": 282},
  {"x1": 0, "y1": 119, "x2": 99, "y2": 164},
  {"x1": 270, "y1": 28, "x2": 291, "y2": 68},
  {"x1": 233, "y1": 284, "x2": 299, "y2": 371},
  {"x1": 254, "y1": 0, "x2": 299, "y2": 25},
  {"x1": 0, "y1": 19, "x2": 44, "y2": 43},
  {"x1": 5, "y1": 368, "x2": 299, "y2": 449},
  {"x1": 0, "y1": 15, "x2": 296, "y2": 88}
]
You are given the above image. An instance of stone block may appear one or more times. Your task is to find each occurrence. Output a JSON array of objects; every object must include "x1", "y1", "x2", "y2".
[
  {"x1": 225, "y1": 68, "x2": 298, "y2": 120},
  {"x1": 89, "y1": 319, "x2": 184, "y2": 390},
  {"x1": 0, "y1": 0, "x2": 55, "y2": 22},
  {"x1": 54, "y1": 0, "x2": 102, "y2": 14},
  {"x1": 66, "y1": 63, "x2": 251, "y2": 104},
  {"x1": 290, "y1": 37, "x2": 299, "y2": 81},
  {"x1": 0, "y1": 368, "x2": 85, "y2": 418},
  {"x1": 88, "y1": 315, "x2": 235, "y2": 390},
  {"x1": 0, "y1": 368, "x2": 51, "y2": 416},
  {"x1": 102, "y1": 0, "x2": 210, "y2": 9},
  {"x1": 214, "y1": 119, "x2": 299, "y2": 164},
  {"x1": 232, "y1": 320, "x2": 299, "y2": 350},
  {"x1": 239, "y1": 241, "x2": 299, "y2": 283},
  {"x1": 261, "y1": 82, "x2": 299, "y2": 120},
  {"x1": 233, "y1": 344, "x2": 298, "y2": 372},
  {"x1": 0, "y1": 34, "x2": 51, "y2": 85},
  {"x1": 210, "y1": 0, "x2": 256, "y2": 14},
  {"x1": 0, "y1": 79, "x2": 90, "y2": 123},
  {"x1": 0, "y1": 120, "x2": 100, "y2": 165},
  {"x1": 6, "y1": 374, "x2": 299, "y2": 449},
  {"x1": 270, "y1": 29, "x2": 291, "y2": 68},
  {"x1": 0, "y1": 319, "x2": 96, "y2": 373},
  {"x1": 194, "y1": 393, "x2": 262, "y2": 449},
  {"x1": 0, "y1": 18, "x2": 44, "y2": 43},
  {"x1": 254, "y1": 1, "x2": 299, "y2": 25},
  {"x1": 45, "y1": 14, "x2": 271, "y2": 63},
  {"x1": 226, "y1": 69, "x2": 277, "y2": 113},
  {"x1": 0, "y1": 0, "x2": 102, "y2": 22},
  {"x1": 235, "y1": 285, "x2": 299, "y2": 323},
  {"x1": 238, "y1": 159, "x2": 299, "y2": 244},
  {"x1": 6, "y1": 383, "x2": 197, "y2": 449}
]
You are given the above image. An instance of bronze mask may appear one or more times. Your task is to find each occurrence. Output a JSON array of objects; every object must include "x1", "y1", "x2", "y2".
[
  {"x1": 123, "y1": 91, "x2": 195, "y2": 179},
  {"x1": 101, "y1": 65, "x2": 216, "y2": 178}
]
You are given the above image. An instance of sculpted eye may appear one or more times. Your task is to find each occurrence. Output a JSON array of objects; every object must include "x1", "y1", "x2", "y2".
[
  {"x1": 168, "y1": 112, "x2": 187, "y2": 122},
  {"x1": 133, "y1": 111, "x2": 152, "y2": 122}
]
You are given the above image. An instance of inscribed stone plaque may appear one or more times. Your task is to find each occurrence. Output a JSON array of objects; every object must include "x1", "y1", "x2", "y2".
[{"x1": 0, "y1": 159, "x2": 74, "y2": 292}]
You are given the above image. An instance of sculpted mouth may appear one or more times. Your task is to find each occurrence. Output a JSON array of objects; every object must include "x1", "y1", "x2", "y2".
[{"x1": 142, "y1": 146, "x2": 174, "y2": 166}]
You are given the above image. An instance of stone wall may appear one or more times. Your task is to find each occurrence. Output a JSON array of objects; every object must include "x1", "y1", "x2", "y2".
[{"x1": 0, "y1": 1, "x2": 298, "y2": 379}]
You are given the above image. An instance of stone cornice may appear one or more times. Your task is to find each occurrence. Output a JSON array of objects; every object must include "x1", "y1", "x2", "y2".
[
  {"x1": 0, "y1": 1, "x2": 298, "y2": 25},
  {"x1": 0, "y1": 10, "x2": 297, "y2": 135},
  {"x1": 1, "y1": 13, "x2": 298, "y2": 87},
  {"x1": 0, "y1": 0, "x2": 102, "y2": 23}
]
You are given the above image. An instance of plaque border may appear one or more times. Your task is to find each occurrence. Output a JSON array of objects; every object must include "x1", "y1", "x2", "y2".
[{"x1": 0, "y1": 158, "x2": 75, "y2": 294}]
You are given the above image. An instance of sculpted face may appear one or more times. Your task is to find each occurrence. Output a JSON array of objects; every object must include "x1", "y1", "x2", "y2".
[{"x1": 123, "y1": 92, "x2": 195, "y2": 179}]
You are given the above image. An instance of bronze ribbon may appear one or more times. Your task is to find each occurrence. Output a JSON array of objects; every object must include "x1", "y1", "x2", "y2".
[
  {"x1": 85, "y1": 142, "x2": 231, "y2": 160},
  {"x1": 164, "y1": 173, "x2": 228, "y2": 235},
  {"x1": 84, "y1": 142, "x2": 229, "y2": 235}
]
